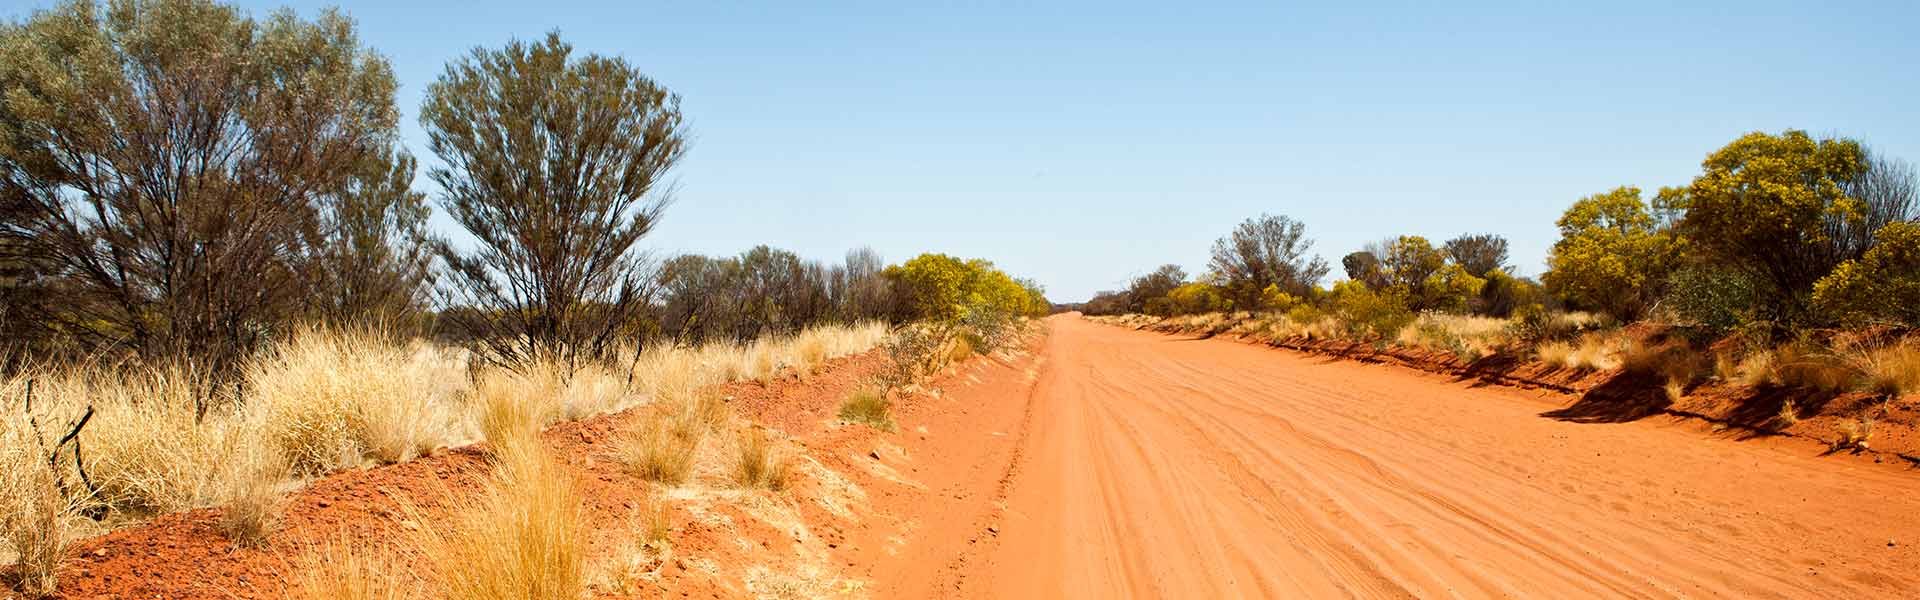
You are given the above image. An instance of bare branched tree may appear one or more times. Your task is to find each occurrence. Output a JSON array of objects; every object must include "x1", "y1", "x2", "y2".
[
  {"x1": 422, "y1": 31, "x2": 687, "y2": 370},
  {"x1": 1443, "y1": 233, "x2": 1510, "y2": 278},
  {"x1": 307, "y1": 146, "x2": 436, "y2": 330},
  {"x1": 1830, "y1": 148, "x2": 1919, "y2": 260},
  {"x1": 0, "y1": 0, "x2": 400, "y2": 386},
  {"x1": 1208, "y1": 214, "x2": 1330, "y2": 304}
]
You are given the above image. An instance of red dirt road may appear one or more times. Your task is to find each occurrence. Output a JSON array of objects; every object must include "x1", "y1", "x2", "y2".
[{"x1": 958, "y1": 317, "x2": 1920, "y2": 598}]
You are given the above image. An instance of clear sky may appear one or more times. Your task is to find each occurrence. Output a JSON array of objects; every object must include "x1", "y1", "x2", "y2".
[{"x1": 6, "y1": 1, "x2": 1917, "y2": 302}]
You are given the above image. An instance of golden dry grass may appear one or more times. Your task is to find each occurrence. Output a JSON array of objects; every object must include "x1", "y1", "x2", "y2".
[
  {"x1": 0, "y1": 320, "x2": 891, "y2": 546},
  {"x1": 1, "y1": 412, "x2": 71, "y2": 598},
  {"x1": 415, "y1": 443, "x2": 587, "y2": 600},
  {"x1": 837, "y1": 386, "x2": 894, "y2": 431},
  {"x1": 615, "y1": 411, "x2": 702, "y2": 485},
  {"x1": 218, "y1": 456, "x2": 289, "y2": 548},
  {"x1": 1536, "y1": 332, "x2": 1624, "y2": 371},
  {"x1": 1847, "y1": 340, "x2": 1920, "y2": 398},
  {"x1": 291, "y1": 538, "x2": 416, "y2": 600},
  {"x1": 732, "y1": 428, "x2": 791, "y2": 491},
  {"x1": 249, "y1": 327, "x2": 468, "y2": 476}
]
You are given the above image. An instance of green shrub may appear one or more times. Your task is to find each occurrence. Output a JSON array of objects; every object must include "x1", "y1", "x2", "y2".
[
  {"x1": 1811, "y1": 221, "x2": 1920, "y2": 327},
  {"x1": 1329, "y1": 280, "x2": 1413, "y2": 340},
  {"x1": 1166, "y1": 282, "x2": 1232, "y2": 315},
  {"x1": 1662, "y1": 264, "x2": 1760, "y2": 336}
]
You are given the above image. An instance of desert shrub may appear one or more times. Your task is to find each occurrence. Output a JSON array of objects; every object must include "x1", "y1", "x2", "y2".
[
  {"x1": 884, "y1": 254, "x2": 1047, "y2": 325},
  {"x1": 1208, "y1": 214, "x2": 1330, "y2": 305},
  {"x1": 1542, "y1": 186, "x2": 1686, "y2": 321},
  {"x1": 1811, "y1": 221, "x2": 1920, "y2": 327},
  {"x1": 1328, "y1": 280, "x2": 1413, "y2": 340},
  {"x1": 882, "y1": 326, "x2": 946, "y2": 387},
  {"x1": 1474, "y1": 269, "x2": 1543, "y2": 318},
  {"x1": 732, "y1": 429, "x2": 790, "y2": 491},
  {"x1": 1286, "y1": 303, "x2": 1325, "y2": 326},
  {"x1": 1165, "y1": 282, "x2": 1232, "y2": 315},
  {"x1": 1418, "y1": 263, "x2": 1486, "y2": 314},
  {"x1": 838, "y1": 386, "x2": 895, "y2": 431},
  {"x1": 1682, "y1": 130, "x2": 1868, "y2": 326},
  {"x1": 1444, "y1": 233, "x2": 1511, "y2": 278},
  {"x1": 1662, "y1": 264, "x2": 1760, "y2": 336}
]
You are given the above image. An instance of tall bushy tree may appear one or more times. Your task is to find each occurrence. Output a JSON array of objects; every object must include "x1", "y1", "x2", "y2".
[
  {"x1": 1542, "y1": 186, "x2": 1685, "y2": 320},
  {"x1": 1124, "y1": 264, "x2": 1186, "y2": 314},
  {"x1": 423, "y1": 32, "x2": 687, "y2": 369},
  {"x1": 1681, "y1": 130, "x2": 1865, "y2": 323},
  {"x1": 1208, "y1": 214, "x2": 1329, "y2": 305},
  {"x1": 0, "y1": 0, "x2": 400, "y2": 381}
]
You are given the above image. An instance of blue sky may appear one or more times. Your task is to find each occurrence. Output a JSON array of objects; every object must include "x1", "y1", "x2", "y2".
[{"x1": 7, "y1": 1, "x2": 1916, "y2": 302}]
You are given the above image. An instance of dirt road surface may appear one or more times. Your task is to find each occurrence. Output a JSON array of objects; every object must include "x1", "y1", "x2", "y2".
[{"x1": 959, "y1": 317, "x2": 1920, "y2": 599}]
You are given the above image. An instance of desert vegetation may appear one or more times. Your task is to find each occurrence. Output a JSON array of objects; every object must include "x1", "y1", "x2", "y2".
[
  {"x1": 0, "y1": 0, "x2": 1047, "y2": 596},
  {"x1": 1076, "y1": 129, "x2": 1918, "y2": 449}
]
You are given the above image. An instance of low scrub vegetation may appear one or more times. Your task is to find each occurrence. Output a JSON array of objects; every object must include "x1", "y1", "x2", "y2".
[{"x1": 838, "y1": 385, "x2": 896, "y2": 431}]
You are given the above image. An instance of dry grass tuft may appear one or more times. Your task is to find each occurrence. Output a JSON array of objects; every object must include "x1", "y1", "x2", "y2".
[
  {"x1": 291, "y1": 538, "x2": 416, "y2": 600},
  {"x1": 1772, "y1": 344, "x2": 1856, "y2": 393},
  {"x1": 615, "y1": 410, "x2": 702, "y2": 486},
  {"x1": 732, "y1": 428, "x2": 791, "y2": 492},
  {"x1": 249, "y1": 327, "x2": 468, "y2": 476},
  {"x1": 1, "y1": 413, "x2": 71, "y2": 598},
  {"x1": 947, "y1": 334, "x2": 976, "y2": 364},
  {"x1": 1846, "y1": 340, "x2": 1920, "y2": 398},
  {"x1": 1774, "y1": 398, "x2": 1801, "y2": 428},
  {"x1": 415, "y1": 443, "x2": 586, "y2": 600},
  {"x1": 1835, "y1": 416, "x2": 1875, "y2": 452},
  {"x1": 473, "y1": 370, "x2": 551, "y2": 459},
  {"x1": 838, "y1": 386, "x2": 895, "y2": 431},
  {"x1": 219, "y1": 456, "x2": 289, "y2": 548},
  {"x1": 1733, "y1": 350, "x2": 1781, "y2": 387},
  {"x1": 13, "y1": 364, "x2": 263, "y2": 517}
]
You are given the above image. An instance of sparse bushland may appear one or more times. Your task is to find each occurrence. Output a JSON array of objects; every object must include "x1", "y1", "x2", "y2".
[{"x1": 1083, "y1": 129, "x2": 1917, "y2": 457}]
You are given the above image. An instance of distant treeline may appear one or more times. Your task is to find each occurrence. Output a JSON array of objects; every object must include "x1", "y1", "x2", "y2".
[{"x1": 1068, "y1": 129, "x2": 1918, "y2": 341}]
